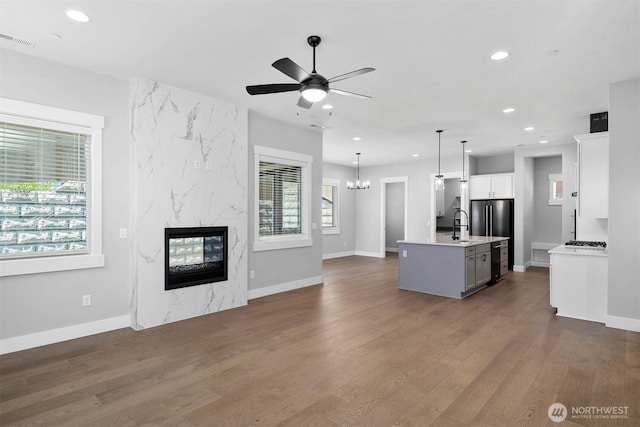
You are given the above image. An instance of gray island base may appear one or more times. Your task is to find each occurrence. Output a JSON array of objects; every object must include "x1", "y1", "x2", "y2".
[{"x1": 398, "y1": 236, "x2": 509, "y2": 299}]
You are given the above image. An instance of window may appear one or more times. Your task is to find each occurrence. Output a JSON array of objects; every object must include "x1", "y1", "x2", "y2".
[
  {"x1": 0, "y1": 97, "x2": 104, "y2": 276},
  {"x1": 322, "y1": 178, "x2": 340, "y2": 235},
  {"x1": 254, "y1": 146, "x2": 312, "y2": 251},
  {"x1": 548, "y1": 173, "x2": 563, "y2": 205}
]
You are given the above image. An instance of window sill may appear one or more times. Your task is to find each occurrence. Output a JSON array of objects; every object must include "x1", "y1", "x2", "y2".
[
  {"x1": 0, "y1": 254, "x2": 105, "y2": 277},
  {"x1": 253, "y1": 236, "x2": 313, "y2": 252}
]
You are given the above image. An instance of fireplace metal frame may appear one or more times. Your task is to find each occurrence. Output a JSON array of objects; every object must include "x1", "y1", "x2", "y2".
[{"x1": 164, "y1": 226, "x2": 228, "y2": 291}]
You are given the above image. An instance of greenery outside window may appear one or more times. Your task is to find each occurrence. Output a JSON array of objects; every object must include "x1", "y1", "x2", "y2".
[
  {"x1": 0, "y1": 97, "x2": 104, "y2": 277},
  {"x1": 254, "y1": 145, "x2": 312, "y2": 251},
  {"x1": 322, "y1": 178, "x2": 340, "y2": 235}
]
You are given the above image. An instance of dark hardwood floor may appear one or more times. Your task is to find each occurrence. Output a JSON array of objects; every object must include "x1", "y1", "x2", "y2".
[{"x1": 1, "y1": 255, "x2": 638, "y2": 426}]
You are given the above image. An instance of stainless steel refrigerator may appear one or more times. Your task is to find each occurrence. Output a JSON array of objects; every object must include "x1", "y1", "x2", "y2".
[{"x1": 470, "y1": 199, "x2": 514, "y2": 270}]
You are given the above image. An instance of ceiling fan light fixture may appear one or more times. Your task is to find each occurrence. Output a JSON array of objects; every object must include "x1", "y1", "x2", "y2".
[{"x1": 301, "y1": 87, "x2": 327, "y2": 102}]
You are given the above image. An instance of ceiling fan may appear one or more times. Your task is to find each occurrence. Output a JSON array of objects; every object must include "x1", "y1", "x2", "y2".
[{"x1": 246, "y1": 35, "x2": 375, "y2": 109}]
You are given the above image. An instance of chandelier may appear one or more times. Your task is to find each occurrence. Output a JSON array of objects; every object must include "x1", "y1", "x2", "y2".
[{"x1": 346, "y1": 153, "x2": 370, "y2": 190}]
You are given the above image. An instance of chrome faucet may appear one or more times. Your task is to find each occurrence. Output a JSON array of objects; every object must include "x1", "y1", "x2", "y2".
[{"x1": 452, "y1": 209, "x2": 469, "y2": 240}]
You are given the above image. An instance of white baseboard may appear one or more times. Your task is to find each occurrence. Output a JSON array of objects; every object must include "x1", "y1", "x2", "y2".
[
  {"x1": 323, "y1": 251, "x2": 355, "y2": 260},
  {"x1": 606, "y1": 314, "x2": 640, "y2": 332},
  {"x1": 355, "y1": 251, "x2": 385, "y2": 258},
  {"x1": 530, "y1": 261, "x2": 550, "y2": 268},
  {"x1": 385, "y1": 247, "x2": 399, "y2": 253},
  {"x1": 0, "y1": 315, "x2": 130, "y2": 355},
  {"x1": 248, "y1": 275, "x2": 323, "y2": 300},
  {"x1": 513, "y1": 264, "x2": 528, "y2": 272}
]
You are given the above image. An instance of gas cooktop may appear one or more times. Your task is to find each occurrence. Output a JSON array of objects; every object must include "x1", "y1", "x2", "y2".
[{"x1": 564, "y1": 240, "x2": 607, "y2": 248}]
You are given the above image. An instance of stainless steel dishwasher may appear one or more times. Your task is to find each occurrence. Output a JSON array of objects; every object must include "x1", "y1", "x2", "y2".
[{"x1": 490, "y1": 240, "x2": 508, "y2": 283}]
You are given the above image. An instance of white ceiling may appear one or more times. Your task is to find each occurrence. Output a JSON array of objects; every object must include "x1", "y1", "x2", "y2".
[{"x1": 0, "y1": 0, "x2": 638, "y2": 166}]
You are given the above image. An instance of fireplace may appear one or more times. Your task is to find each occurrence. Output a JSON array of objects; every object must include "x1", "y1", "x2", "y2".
[{"x1": 165, "y1": 226, "x2": 228, "y2": 290}]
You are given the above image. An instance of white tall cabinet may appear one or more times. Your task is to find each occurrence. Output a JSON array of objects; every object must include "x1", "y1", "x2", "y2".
[{"x1": 574, "y1": 132, "x2": 609, "y2": 241}]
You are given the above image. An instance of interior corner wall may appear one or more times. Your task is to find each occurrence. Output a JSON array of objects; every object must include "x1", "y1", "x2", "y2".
[
  {"x1": 514, "y1": 142, "x2": 577, "y2": 270},
  {"x1": 129, "y1": 78, "x2": 248, "y2": 330},
  {"x1": 0, "y1": 49, "x2": 130, "y2": 343},
  {"x1": 533, "y1": 156, "x2": 562, "y2": 244},
  {"x1": 247, "y1": 111, "x2": 323, "y2": 297},
  {"x1": 322, "y1": 162, "x2": 356, "y2": 258},
  {"x1": 608, "y1": 78, "x2": 640, "y2": 325}
]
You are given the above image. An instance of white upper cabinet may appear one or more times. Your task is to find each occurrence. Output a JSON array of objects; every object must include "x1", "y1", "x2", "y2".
[
  {"x1": 470, "y1": 173, "x2": 514, "y2": 200},
  {"x1": 575, "y1": 132, "x2": 609, "y2": 219}
]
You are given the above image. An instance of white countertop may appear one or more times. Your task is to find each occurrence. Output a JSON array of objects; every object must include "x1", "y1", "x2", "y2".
[
  {"x1": 399, "y1": 235, "x2": 509, "y2": 247},
  {"x1": 548, "y1": 244, "x2": 608, "y2": 257}
]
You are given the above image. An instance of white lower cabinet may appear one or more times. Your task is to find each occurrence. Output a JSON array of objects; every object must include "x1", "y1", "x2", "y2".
[{"x1": 549, "y1": 248, "x2": 607, "y2": 323}]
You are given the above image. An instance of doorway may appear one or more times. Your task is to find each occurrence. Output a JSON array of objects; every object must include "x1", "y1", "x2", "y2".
[{"x1": 380, "y1": 177, "x2": 408, "y2": 257}]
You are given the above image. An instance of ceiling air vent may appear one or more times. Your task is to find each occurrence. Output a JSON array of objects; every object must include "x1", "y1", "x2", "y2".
[{"x1": 0, "y1": 33, "x2": 36, "y2": 48}]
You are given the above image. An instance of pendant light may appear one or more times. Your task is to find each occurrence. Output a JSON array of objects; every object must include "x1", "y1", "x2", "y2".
[
  {"x1": 346, "y1": 153, "x2": 370, "y2": 190},
  {"x1": 435, "y1": 130, "x2": 444, "y2": 191},
  {"x1": 460, "y1": 140, "x2": 468, "y2": 190}
]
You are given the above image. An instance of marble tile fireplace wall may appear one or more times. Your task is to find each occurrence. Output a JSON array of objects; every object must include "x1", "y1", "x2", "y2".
[{"x1": 129, "y1": 78, "x2": 248, "y2": 330}]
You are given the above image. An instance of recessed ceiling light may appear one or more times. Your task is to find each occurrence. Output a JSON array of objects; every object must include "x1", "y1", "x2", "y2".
[
  {"x1": 503, "y1": 107, "x2": 515, "y2": 113},
  {"x1": 352, "y1": 161, "x2": 358, "y2": 165},
  {"x1": 539, "y1": 139, "x2": 549, "y2": 144},
  {"x1": 353, "y1": 137, "x2": 361, "y2": 141},
  {"x1": 322, "y1": 104, "x2": 333, "y2": 110},
  {"x1": 491, "y1": 51, "x2": 509, "y2": 61},
  {"x1": 465, "y1": 149, "x2": 472, "y2": 153},
  {"x1": 66, "y1": 10, "x2": 91, "y2": 23},
  {"x1": 412, "y1": 154, "x2": 419, "y2": 157},
  {"x1": 524, "y1": 126, "x2": 535, "y2": 131}
]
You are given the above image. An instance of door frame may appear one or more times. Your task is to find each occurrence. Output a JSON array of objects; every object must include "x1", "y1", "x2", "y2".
[
  {"x1": 380, "y1": 176, "x2": 408, "y2": 257},
  {"x1": 429, "y1": 171, "x2": 463, "y2": 240}
]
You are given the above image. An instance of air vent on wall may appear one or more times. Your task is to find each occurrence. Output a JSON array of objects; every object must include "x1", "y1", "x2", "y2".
[{"x1": 0, "y1": 33, "x2": 36, "y2": 48}]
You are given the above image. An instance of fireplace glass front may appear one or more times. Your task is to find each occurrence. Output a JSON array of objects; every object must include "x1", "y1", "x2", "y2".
[{"x1": 165, "y1": 226, "x2": 227, "y2": 290}]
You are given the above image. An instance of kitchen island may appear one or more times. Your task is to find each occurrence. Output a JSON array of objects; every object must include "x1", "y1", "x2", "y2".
[{"x1": 398, "y1": 236, "x2": 509, "y2": 299}]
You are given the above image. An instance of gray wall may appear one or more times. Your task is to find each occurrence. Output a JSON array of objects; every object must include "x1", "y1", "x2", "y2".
[
  {"x1": 608, "y1": 78, "x2": 640, "y2": 324},
  {"x1": 247, "y1": 111, "x2": 323, "y2": 293},
  {"x1": 354, "y1": 154, "x2": 461, "y2": 256},
  {"x1": 533, "y1": 156, "x2": 562, "y2": 244},
  {"x1": 0, "y1": 49, "x2": 130, "y2": 339},
  {"x1": 472, "y1": 152, "x2": 515, "y2": 175},
  {"x1": 322, "y1": 162, "x2": 356, "y2": 257},
  {"x1": 385, "y1": 182, "x2": 405, "y2": 251}
]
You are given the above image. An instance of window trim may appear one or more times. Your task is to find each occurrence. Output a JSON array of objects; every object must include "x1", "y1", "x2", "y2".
[
  {"x1": 322, "y1": 178, "x2": 341, "y2": 235},
  {"x1": 548, "y1": 173, "x2": 563, "y2": 206},
  {"x1": 0, "y1": 97, "x2": 104, "y2": 277},
  {"x1": 253, "y1": 145, "x2": 312, "y2": 252}
]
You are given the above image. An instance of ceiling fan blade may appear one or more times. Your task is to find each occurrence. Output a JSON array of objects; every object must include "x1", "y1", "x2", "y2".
[
  {"x1": 246, "y1": 83, "x2": 301, "y2": 95},
  {"x1": 329, "y1": 88, "x2": 372, "y2": 99},
  {"x1": 327, "y1": 67, "x2": 375, "y2": 84},
  {"x1": 272, "y1": 58, "x2": 310, "y2": 83},
  {"x1": 297, "y1": 96, "x2": 313, "y2": 109}
]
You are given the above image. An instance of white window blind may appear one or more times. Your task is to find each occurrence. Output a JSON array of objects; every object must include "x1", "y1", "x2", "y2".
[
  {"x1": 1, "y1": 121, "x2": 90, "y2": 259},
  {"x1": 259, "y1": 161, "x2": 302, "y2": 236}
]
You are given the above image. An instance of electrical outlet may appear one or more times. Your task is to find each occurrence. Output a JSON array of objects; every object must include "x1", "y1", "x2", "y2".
[
  {"x1": 194, "y1": 160, "x2": 201, "y2": 169},
  {"x1": 249, "y1": 270, "x2": 255, "y2": 279},
  {"x1": 119, "y1": 228, "x2": 127, "y2": 238},
  {"x1": 82, "y1": 295, "x2": 91, "y2": 306},
  {"x1": 402, "y1": 250, "x2": 408, "y2": 258},
  {"x1": 205, "y1": 161, "x2": 212, "y2": 170}
]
